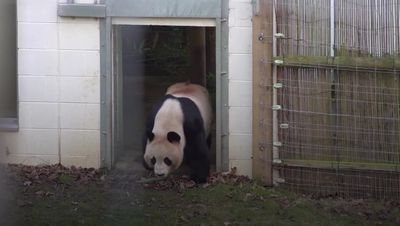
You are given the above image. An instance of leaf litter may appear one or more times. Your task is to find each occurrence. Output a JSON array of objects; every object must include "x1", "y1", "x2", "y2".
[
  {"x1": 6, "y1": 163, "x2": 103, "y2": 208},
  {"x1": 139, "y1": 167, "x2": 251, "y2": 191},
  {"x1": 8, "y1": 163, "x2": 101, "y2": 186}
]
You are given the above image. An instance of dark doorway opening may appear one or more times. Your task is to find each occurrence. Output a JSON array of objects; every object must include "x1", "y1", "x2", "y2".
[{"x1": 113, "y1": 25, "x2": 216, "y2": 172}]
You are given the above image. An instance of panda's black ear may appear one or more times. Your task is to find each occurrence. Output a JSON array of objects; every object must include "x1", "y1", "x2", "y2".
[
  {"x1": 167, "y1": 131, "x2": 180, "y2": 143},
  {"x1": 147, "y1": 130, "x2": 155, "y2": 142}
]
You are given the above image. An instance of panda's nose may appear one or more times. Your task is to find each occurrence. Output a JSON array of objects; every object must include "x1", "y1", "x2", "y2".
[{"x1": 156, "y1": 173, "x2": 165, "y2": 177}]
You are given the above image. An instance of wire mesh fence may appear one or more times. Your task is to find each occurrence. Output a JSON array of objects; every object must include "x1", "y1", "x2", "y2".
[
  {"x1": 277, "y1": 166, "x2": 400, "y2": 199},
  {"x1": 268, "y1": 0, "x2": 400, "y2": 199}
]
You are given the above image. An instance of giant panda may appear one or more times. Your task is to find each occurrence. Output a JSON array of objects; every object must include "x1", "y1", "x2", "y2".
[{"x1": 143, "y1": 82, "x2": 212, "y2": 183}]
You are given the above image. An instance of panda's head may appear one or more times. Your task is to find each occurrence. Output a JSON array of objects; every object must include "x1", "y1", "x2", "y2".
[{"x1": 144, "y1": 130, "x2": 184, "y2": 177}]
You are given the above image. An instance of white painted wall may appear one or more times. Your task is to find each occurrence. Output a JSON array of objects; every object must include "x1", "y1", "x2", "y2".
[
  {"x1": 228, "y1": 0, "x2": 253, "y2": 177},
  {"x1": 0, "y1": 0, "x2": 101, "y2": 168}
]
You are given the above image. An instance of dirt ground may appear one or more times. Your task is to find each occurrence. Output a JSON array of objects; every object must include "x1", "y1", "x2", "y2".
[{"x1": 0, "y1": 164, "x2": 399, "y2": 226}]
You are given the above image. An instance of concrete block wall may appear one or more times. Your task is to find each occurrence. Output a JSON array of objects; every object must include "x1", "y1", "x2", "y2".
[
  {"x1": 228, "y1": 0, "x2": 253, "y2": 177},
  {"x1": 0, "y1": 0, "x2": 101, "y2": 168}
]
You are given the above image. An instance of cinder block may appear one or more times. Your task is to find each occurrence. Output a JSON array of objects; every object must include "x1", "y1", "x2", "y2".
[
  {"x1": 229, "y1": 27, "x2": 252, "y2": 54},
  {"x1": 19, "y1": 102, "x2": 59, "y2": 129},
  {"x1": 18, "y1": 49, "x2": 58, "y2": 76},
  {"x1": 229, "y1": 159, "x2": 252, "y2": 178},
  {"x1": 229, "y1": 134, "x2": 252, "y2": 159},
  {"x1": 60, "y1": 77, "x2": 100, "y2": 103},
  {"x1": 229, "y1": 81, "x2": 252, "y2": 107},
  {"x1": 60, "y1": 129, "x2": 100, "y2": 168},
  {"x1": 61, "y1": 155, "x2": 100, "y2": 169},
  {"x1": 228, "y1": 6, "x2": 236, "y2": 27},
  {"x1": 1, "y1": 129, "x2": 59, "y2": 156},
  {"x1": 60, "y1": 129, "x2": 99, "y2": 157},
  {"x1": 85, "y1": 155, "x2": 100, "y2": 168},
  {"x1": 60, "y1": 103, "x2": 100, "y2": 130},
  {"x1": 229, "y1": 54, "x2": 252, "y2": 81},
  {"x1": 19, "y1": 76, "x2": 59, "y2": 102},
  {"x1": 18, "y1": 23, "x2": 58, "y2": 49},
  {"x1": 2, "y1": 154, "x2": 59, "y2": 165},
  {"x1": 59, "y1": 50, "x2": 100, "y2": 76},
  {"x1": 17, "y1": 0, "x2": 57, "y2": 23},
  {"x1": 59, "y1": 23, "x2": 100, "y2": 50},
  {"x1": 229, "y1": 1, "x2": 253, "y2": 27},
  {"x1": 229, "y1": 107, "x2": 252, "y2": 134}
]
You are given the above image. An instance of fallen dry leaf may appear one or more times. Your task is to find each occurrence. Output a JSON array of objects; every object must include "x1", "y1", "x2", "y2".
[
  {"x1": 8, "y1": 163, "x2": 102, "y2": 187},
  {"x1": 140, "y1": 167, "x2": 250, "y2": 191}
]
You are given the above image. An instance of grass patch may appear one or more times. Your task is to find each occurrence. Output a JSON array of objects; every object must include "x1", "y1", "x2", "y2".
[{"x1": 4, "y1": 166, "x2": 400, "y2": 226}]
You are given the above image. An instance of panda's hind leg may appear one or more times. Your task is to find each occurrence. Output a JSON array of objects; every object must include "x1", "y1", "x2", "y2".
[
  {"x1": 190, "y1": 160, "x2": 209, "y2": 184},
  {"x1": 187, "y1": 135, "x2": 210, "y2": 184}
]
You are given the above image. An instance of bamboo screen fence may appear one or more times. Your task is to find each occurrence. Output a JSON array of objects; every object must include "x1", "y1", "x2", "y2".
[{"x1": 268, "y1": 0, "x2": 400, "y2": 199}]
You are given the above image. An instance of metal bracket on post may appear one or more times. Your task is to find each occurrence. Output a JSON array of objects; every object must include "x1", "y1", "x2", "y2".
[
  {"x1": 274, "y1": 33, "x2": 285, "y2": 39},
  {"x1": 252, "y1": 0, "x2": 260, "y2": 16},
  {"x1": 279, "y1": 123, "x2": 289, "y2": 129},
  {"x1": 273, "y1": 83, "x2": 283, "y2": 89},
  {"x1": 258, "y1": 33, "x2": 265, "y2": 42},
  {"x1": 272, "y1": 105, "x2": 281, "y2": 110},
  {"x1": 274, "y1": 59, "x2": 284, "y2": 65},
  {"x1": 273, "y1": 176, "x2": 285, "y2": 185}
]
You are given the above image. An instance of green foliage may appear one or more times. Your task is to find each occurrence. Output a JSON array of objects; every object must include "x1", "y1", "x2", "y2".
[
  {"x1": 58, "y1": 174, "x2": 75, "y2": 185},
  {"x1": 206, "y1": 72, "x2": 216, "y2": 111},
  {"x1": 128, "y1": 27, "x2": 190, "y2": 78}
]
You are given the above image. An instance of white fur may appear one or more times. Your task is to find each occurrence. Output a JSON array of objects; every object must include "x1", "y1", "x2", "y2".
[{"x1": 144, "y1": 99, "x2": 186, "y2": 176}]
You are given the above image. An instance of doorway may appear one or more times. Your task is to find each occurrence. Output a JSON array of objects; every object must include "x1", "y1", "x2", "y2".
[{"x1": 112, "y1": 25, "x2": 216, "y2": 171}]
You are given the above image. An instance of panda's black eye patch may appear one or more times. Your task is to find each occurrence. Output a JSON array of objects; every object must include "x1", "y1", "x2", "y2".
[
  {"x1": 167, "y1": 131, "x2": 180, "y2": 143},
  {"x1": 164, "y1": 157, "x2": 172, "y2": 166},
  {"x1": 151, "y1": 157, "x2": 156, "y2": 165}
]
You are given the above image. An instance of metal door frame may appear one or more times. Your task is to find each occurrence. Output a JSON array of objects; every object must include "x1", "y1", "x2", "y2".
[{"x1": 93, "y1": 0, "x2": 229, "y2": 170}]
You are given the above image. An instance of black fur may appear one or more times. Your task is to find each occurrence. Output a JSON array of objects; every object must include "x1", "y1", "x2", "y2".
[
  {"x1": 147, "y1": 131, "x2": 155, "y2": 142},
  {"x1": 143, "y1": 94, "x2": 210, "y2": 183},
  {"x1": 167, "y1": 131, "x2": 181, "y2": 143}
]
